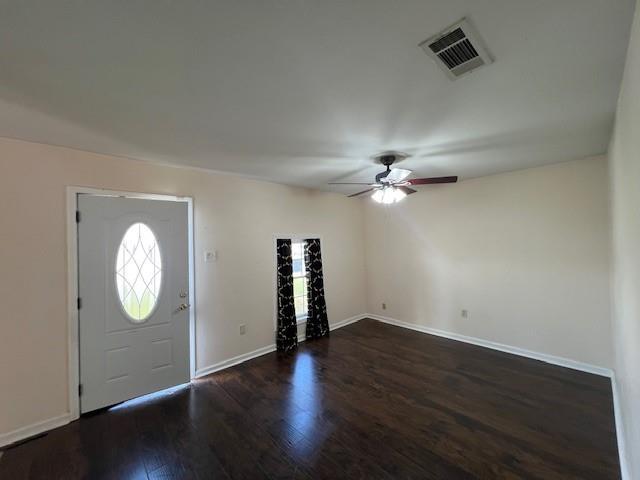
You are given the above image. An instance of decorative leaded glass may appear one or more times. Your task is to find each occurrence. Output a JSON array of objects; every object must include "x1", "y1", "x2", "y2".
[{"x1": 115, "y1": 223, "x2": 162, "y2": 322}]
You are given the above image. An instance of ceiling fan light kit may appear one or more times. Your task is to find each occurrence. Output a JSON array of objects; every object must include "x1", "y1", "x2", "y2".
[
  {"x1": 372, "y1": 186, "x2": 407, "y2": 204},
  {"x1": 328, "y1": 152, "x2": 458, "y2": 204}
]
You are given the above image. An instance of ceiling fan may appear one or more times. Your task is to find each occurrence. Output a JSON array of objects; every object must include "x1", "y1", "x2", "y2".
[{"x1": 329, "y1": 153, "x2": 458, "y2": 204}]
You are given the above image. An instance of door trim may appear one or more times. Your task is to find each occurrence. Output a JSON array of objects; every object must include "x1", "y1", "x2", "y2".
[{"x1": 66, "y1": 186, "x2": 196, "y2": 422}]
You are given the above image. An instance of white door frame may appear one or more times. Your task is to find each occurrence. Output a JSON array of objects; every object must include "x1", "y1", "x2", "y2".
[{"x1": 66, "y1": 186, "x2": 196, "y2": 421}]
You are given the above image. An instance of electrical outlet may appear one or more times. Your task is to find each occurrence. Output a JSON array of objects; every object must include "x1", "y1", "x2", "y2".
[
  {"x1": 239, "y1": 324, "x2": 246, "y2": 335},
  {"x1": 382, "y1": 303, "x2": 387, "y2": 310},
  {"x1": 461, "y1": 309, "x2": 468, "y2": 318},
  {"x1": 205, "y1": 250, "x2": 217, "y2": 263}
]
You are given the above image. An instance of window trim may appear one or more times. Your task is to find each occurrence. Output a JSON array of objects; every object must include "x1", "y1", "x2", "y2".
[
  {"x1": 272, "y1": 234, "x2": 323, "y2": 331},
  {"x1": 290, "y1": 240, "x2": 308, "y2": 323}
]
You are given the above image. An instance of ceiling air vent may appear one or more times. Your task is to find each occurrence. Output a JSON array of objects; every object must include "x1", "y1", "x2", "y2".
[{"x1": 419, "y1": 18, "x2": 493, "y2": 80}]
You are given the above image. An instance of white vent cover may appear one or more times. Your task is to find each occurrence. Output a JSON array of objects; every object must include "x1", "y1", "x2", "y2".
[{"x1": 419, "y1": 18, "x2": 493, "y2": 80}]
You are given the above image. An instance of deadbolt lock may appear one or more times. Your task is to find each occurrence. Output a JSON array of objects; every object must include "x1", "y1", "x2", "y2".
[{"x1": 177, "y1": 303, "x2": 190, "y2": 312}]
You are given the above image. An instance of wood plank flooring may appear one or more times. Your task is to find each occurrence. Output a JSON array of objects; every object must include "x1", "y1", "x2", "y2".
[{"x1": 0, "y1": 319, "x2": 620, "y2": 479}]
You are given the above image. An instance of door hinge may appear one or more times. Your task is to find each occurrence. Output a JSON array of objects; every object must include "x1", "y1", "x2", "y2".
[
  {"x1": 75, "y1": 210, "x2": 81, "y2": 223},
  {"x1": 79, "y1": 384, "x2": 83, "y2": 396},
  {"x1": 77, "y1": 297, "x2": 82, "y2": 310}
]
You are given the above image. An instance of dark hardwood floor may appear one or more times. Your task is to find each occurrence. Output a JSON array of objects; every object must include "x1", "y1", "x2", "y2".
[{"x1": 0, "y1": 319, "x2": 620, "y2": 479}]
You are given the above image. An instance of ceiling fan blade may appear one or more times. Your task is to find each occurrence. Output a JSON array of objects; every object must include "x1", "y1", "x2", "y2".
[
  {"x1": 328, "y1": 182, "x2": 376, "y2": 185},
  {"x1": 397, "y1": 186, "x2": 417, "y2": 195},
  {"x1": 348, "y1": 188, "x2": 374, "y2": 198},
  {"x1": 385, "y1": 168, "x2": 412, "y2": 183},
  {"x1": 407, "y1": 176, "x2": 458, "y2": 185}
]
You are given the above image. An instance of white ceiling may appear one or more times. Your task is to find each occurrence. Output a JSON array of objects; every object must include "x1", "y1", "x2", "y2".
[{"x1": 0, "y1": 1, "x2": 635, "y2": 192}]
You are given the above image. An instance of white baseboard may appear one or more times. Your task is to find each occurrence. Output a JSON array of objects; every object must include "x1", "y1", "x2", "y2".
[
  {"x1": 195, "y1": 343, "x2": 277, "y2": 378},
  {"x1": 297, "y1": 313, "x2": 365, "y2": 343},
  {"x1": 330, "y1": 314, "x2": 366, "y2": 330},
  {"x1": 366, "y1": 313, "x2": 613, "y2": 377},
  {"x1": 0, "y1": 413, "x2": 71, "y2": 449},
  {"x1": 611, "y1": 375, "x2": 630, "y2": 480},
  {"x1": 195, "y1": 314, "x2": 366, "y2": 378}
]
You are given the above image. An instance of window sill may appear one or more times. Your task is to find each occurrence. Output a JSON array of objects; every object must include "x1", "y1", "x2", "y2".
[{"x1": 296, "y1": 315, "x2": 308, "y2": 325}]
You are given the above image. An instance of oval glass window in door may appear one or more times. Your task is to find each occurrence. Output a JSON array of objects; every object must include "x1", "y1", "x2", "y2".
[{"x1": 115, "y1": 222, "x2": 163, "y2": 322}]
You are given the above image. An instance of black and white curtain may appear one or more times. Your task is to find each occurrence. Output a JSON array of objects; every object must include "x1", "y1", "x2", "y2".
[
  {"x1": 304, "y1": 238, "x2": 330, "y2": 340},
  {"x1": 276, "y1": 239, "x2": 298, "y2": 352}
]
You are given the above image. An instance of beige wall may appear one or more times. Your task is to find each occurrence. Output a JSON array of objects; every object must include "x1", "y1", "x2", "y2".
[
  {"x1": 364, "y1": 156, "x2": 612, "y2": 368},
  {"x1": 609, "y1": 0, "x2": 640, "y2": 476},
  {"x1": 0, "y1": 134, "x2": 620, "y2": 446},
  {"x1": 0, "y1": 137, "x2": 367, "y2": 435}
]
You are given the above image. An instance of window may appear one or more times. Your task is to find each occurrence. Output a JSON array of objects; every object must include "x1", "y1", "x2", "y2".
[
  {"x1": 115, "y1": 222, "x2": 162, "y2": 322},
  {"x1": 291, "y1": 241, "x2": 308, "y2": 320}
]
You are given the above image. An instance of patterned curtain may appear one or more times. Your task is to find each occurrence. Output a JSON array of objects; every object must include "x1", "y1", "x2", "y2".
[
  {"x1": 276, "y1": 239, "x2": 298, "y2": 352},
  {"x1": 304, "y1": 238, "x2": 330, "y2": 340}
]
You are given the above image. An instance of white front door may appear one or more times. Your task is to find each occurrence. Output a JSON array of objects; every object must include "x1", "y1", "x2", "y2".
[{"x1": 78, "y1": 195, "x2": 190, "y2": 413}]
